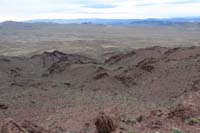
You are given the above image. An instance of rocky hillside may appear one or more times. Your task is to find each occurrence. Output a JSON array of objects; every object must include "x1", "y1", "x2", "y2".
[{"x1": 0, "y1": 46, "x2": 200, "y2": 133}]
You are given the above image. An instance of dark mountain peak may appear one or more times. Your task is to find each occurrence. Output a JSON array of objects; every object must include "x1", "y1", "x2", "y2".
[{"x1": 43, "y1": 50, "x2": 67, "y2": 58}]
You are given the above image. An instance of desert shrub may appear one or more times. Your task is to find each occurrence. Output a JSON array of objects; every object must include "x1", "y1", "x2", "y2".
[
  {"x1": 187, "y1": 117, "x2": 199, "y2": 125},
  {"x1": 128, "y1": 130, "x2": 137, "y2": 133},
  {"x1": 171, "y1": 128, "x2": 183, "y2": 133}
]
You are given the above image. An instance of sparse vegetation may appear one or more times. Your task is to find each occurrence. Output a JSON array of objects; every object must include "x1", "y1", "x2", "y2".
[
  {"x1": 128, "y1": 130, "x2": 137, "y2": 133},
  {"x1": 187, "y1": 117, "x2": 199, "y2": 125},
  {"x1": 171, "y1": 128, "x2": 183, "y2": 133}
]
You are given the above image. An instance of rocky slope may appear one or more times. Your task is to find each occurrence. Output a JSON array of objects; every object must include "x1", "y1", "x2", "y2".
[{"x1": 0, "y1": 46, "x2": 200, "y2": 133}]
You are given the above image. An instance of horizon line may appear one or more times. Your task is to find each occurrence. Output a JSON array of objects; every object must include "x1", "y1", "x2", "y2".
[{"x1": 1, "y1": 16, "x2": 200, "y2": 23}]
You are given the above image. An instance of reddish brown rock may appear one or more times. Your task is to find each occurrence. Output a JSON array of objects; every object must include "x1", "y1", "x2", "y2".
[
  {"x1": 95, "y1": 112, "x2": 117, "y2": 133},
  {"x1": 0, "y1": 119, "x2": 49, "y2": 133},
  {"x1": 21, "y1": 120, "x2": 49, "y2": 133},
  {"x1": 0, "y1": 119, "x2": 27, "y2": 133}
]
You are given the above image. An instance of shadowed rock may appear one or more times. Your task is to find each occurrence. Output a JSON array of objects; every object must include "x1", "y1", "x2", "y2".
[
  {"x1": 0, "y1": 119, "x2": 27, "y2": 133},
  {"x1": 94, "y1": 72, "x2": 109, "y2": 80},
  {"x1": 95, "y1": 112, "x2": 117, "y2": 133},
  {"x1": 0, "y1": 104, "x2": 8, "y2": 110},
  {"x1": 136, "y1": 58, "x2": 156, "y2": 72},
  {"x1": 0, "y1": 119, "x2": 48, "y2": 133},
  {"x1": 21, "y1": 120, "x2": 49, "y2": 133}
]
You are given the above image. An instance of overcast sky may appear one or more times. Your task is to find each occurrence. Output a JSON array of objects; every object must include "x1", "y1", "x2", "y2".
[{"x1": 0, "y1": 0, "x2": 200, "y2": 22}]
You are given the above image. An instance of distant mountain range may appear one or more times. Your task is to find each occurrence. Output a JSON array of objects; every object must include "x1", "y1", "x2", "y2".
[
  {"x1": 25, "y1": 18, "x2": 200, "y2": 25},
  {"x1": 1, "y1": 17, "x2": 200, "y2": 26}
]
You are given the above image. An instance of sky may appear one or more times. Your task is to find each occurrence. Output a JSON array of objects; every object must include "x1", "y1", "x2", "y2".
[{"x1": 0, "y1": 0, "x2": 200, "y2": 22}]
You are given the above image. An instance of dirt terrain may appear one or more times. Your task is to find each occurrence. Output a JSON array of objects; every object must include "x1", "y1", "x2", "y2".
[
  {"x1": 1, "y1": 22, "x2": 200, "y2": 61},
  {"x1": 0, "y1": 46, "x2": 200, "y2": 133}
]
